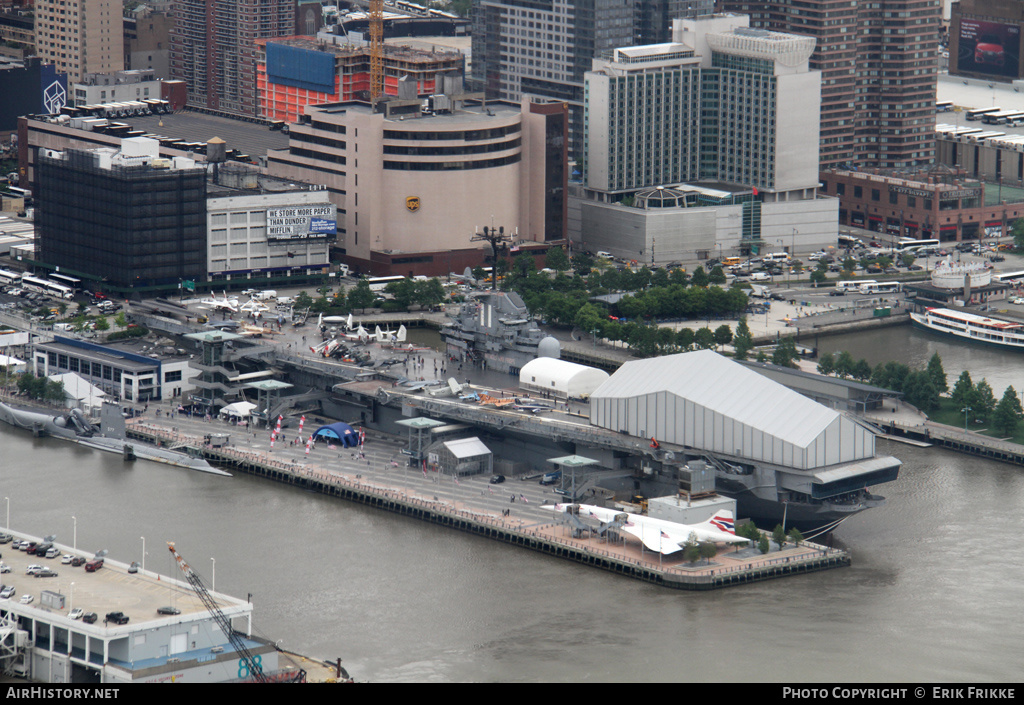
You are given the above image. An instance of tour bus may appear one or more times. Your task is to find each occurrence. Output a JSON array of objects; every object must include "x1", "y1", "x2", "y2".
[
  {"x1": 982, "y1": 109, "x2": 1024, "y2": 125},
  {"x1": 995, "y1": 270, "x2": 1024, "y2": 285},
  {"x1": 965, "y1": 107, "x2": 1002, "y2": 121},
  {"x1": 836, "y1": 280, "x2": 874, "y2": 293},
  {"x1": 0, "y1": 268, "x2": 22, "y2": 286},
  {"x1": 838, "y1": 234, "x2": 863, "y2": 249},
  {"x1": 897, "y1": 238, "x2": 940, "y2": 254},
  {"x1": 49, "y1": 273, "x2": 82, "y2": 291},
  {"x1": 21, "y1": 276, "x2": 74, "y2": 300},
  {"x1": 936, "y1": 101, "x2": 954, "y2": 113},
  {"x1": 763, "y1": 252, "x2": 791, "y2": 263},
  {"x1": 366, "y1": 275, "x2": 407, "y2": 293},
  {"x1": 858, "y1": 281, "x2": 903, "y2": 294}
]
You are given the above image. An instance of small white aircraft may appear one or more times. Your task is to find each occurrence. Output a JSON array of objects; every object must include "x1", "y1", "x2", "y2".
[
  {"x1": 198, "y1": 292, "x2": 239, "y2": 313},
  {"x1": 239, "y1": 298, "x2": 270, "y2": 314},
  {"x1": 319, "y1": 312, "x2": 354, "y2": 327},
  {"x1": 342, "y1": 324, "x2": 372, "y2": 343},
  {"x1": 376, "y1": 324, "x2": 407, "y2": 345},
  {"x1": 543, "y1": 503, "x2": 749, "y2": 554}
]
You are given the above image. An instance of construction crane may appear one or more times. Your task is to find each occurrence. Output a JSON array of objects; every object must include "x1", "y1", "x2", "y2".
[
  {"x1": 168, "y1": 543, "x2": 305, "y2": 683},
  {"x1": 369, "y1": 0, "x2": 384, "y2": 103}
]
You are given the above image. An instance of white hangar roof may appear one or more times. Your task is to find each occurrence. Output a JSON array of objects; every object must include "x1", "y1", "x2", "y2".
[{"x1": 588, "y1": 350, "x2": 876, "y2": 469}]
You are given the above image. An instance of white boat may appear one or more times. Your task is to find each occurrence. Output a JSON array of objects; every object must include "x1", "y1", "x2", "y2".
[{"x1": 910, "y1": 307, "x2": 1024, "y2": 350}]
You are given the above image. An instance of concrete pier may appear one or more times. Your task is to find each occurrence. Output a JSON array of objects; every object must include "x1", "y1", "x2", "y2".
[{"x1": 125, "y1": 416, "x2": 849, "y2": 591}]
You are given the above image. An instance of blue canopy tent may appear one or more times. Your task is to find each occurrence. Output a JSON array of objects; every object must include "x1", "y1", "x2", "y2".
[{"x1": 313, "y1": 422, "x2": 360, "y2": 448}]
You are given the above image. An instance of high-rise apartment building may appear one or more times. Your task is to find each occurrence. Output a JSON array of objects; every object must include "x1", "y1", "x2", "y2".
[
  {"x1": 170, "y1": 0, "x2": 293, "y2": 115},
  {"x1": 35, "y1": 0, "x2": 124, "y2": 83},
  {"x1": 471, "y1": 0, "x2": 712, "y2": 160},
  {"x1": 718, "y1": 0, "x2": 940, "y2": 170}
]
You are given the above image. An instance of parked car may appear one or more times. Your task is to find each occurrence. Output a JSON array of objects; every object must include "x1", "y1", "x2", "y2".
[
  {"x1": 82, "y1": 612, "x2": 98, "y2": 624},
  {"x1": 61, "y1": 554, "x2": 73, "y2": 564},
  {"x1": 156, "y1": 606, "x2": 181, "y2": 616},
  {"x1": 25, "y1": 564, "x2": 42, "y2": 575},
  {"x1": 105, "y1": 611, "x2": 129, "y2": 625},
  {"x1": 0, "y1": 533, "x2": 12, "y2": 544},
  {"x1": 19, "y1": 594, "x2": 33, "y2": 604},
  {"x1": 0, "y1": 586, "x2": 15, "y2": 599},
  {"x1": 84, "y1": 559, "x2": 103, "y2": 572},
  {"x1": 35, "y1": 569, "x2": 58, "y2": 578},
  {"x1": 489, "y1": 475, "x2": 506, "y2": 484},
  {"x1": 69, "y1": 608, "x2": 84, "y2": 620},
  {"x1": 0, "y1": 564, "x2": 10, "y2": 574},
  {"x1": 71, "y1": 557, "x2": 85, "y2": 567}
]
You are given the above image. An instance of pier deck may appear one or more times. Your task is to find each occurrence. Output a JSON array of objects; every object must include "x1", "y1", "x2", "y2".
[{"x1": 126, "y1": 408, "x2": 849, "y2": 590}]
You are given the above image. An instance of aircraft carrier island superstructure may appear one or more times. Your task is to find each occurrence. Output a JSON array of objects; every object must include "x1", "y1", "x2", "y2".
[{"x1": 441, "y1": 291, "x2": 562, "y2": 374}]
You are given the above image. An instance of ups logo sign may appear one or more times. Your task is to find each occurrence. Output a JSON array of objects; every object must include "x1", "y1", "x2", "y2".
[{"x1": 406, "y1": 196, "x2": 421, "y2": 212}]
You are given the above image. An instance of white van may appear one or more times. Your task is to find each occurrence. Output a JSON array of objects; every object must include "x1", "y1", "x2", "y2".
[
  {"x1": 595, "y1": 251, "x2": 614, "y2": 260},
  {"x1": 255, "y1": 290, "x2": 278, "y2": 301},
  {"x1": 764, "y1": 252, "x2": 791, "y2": 263}
]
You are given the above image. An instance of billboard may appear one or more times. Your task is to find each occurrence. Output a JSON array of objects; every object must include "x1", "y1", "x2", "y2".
[
  {"x1": 958, "y1": 18, "x2": 1022, "y2": 79},
  {"x1": 266, "y1": 205, "x2": 337, "y2": 241}
]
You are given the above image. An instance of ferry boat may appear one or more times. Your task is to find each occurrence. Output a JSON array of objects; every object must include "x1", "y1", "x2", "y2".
[{"x1": 910, "y1": 307, "x2": 1024, "y2": 350}]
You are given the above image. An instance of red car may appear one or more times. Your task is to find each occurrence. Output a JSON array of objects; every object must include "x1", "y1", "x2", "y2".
[{"x1": 976, "y1": 37, "x2": 1005, "y2": 66}]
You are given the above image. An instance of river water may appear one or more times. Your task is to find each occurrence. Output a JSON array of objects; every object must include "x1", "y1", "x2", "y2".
[{"x1": 2, "y1": 322, "x2": 1022, "y2": 682}]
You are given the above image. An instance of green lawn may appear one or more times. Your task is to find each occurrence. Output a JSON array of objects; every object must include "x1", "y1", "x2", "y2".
[{"x1": 929, "y1": 398, "x2": 1024, "y2": 443}]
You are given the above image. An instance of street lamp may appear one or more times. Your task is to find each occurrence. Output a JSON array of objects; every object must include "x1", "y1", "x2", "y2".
[
  {"x1": 962, "y1": 405, "x2": 972, "y2": 433},
  {"x1": 211, "y1": 557, "x2": 216, "y2": 593},
  {"x1": 3, "y1": 497, "x2": 8, "y2": 531},
  {"x1": 140, "y1": 536, "x2": 145, "y2": 572},
  {"x1": 72, "y1": 516, "x2": 76, "y2": 551}
]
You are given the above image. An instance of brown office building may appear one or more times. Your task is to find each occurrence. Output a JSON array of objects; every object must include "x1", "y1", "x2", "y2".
[
  {"x1": 820, "y1": 167, "x2": 1024, "y2": 242},
  {"x1": 718, "y1": 0, "x2": 940, "y2": 170}
]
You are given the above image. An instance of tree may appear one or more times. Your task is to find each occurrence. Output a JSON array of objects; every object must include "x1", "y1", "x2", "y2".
[
  {"x1": 694, "y1": 327, "x2": 715, "y2": 350},
  {"x1": 926, "y1": 353, "x2": 948, "y2": 394},
  {"x1": 114, "y1": 311, "x2": 128, "y2": 328},
  {"x1": 1012, "y1": 218, "x2": 1024, "y2": 252},
  {"x1": 817, "y1": 351, "x2": 835, "y2": 376},
  {"x1": 992, "y1": 386, "x2": 1024, "y2": 436},
  {"x1": 682, "y1": 532, "x2": 701, "y2": 564},
  {"x1": 902, "y1": 371, "x2": 939, "y2": 413},
  {"x1": 974, "y1": 380, "x2": 997, "y2": 422},
  {"x1": 294, "y1": 290, "x2": 315, "y2": 311},
  {"x1": 809, "y1": 262, "x2": 828, "y2": 287},
  {"x1": 713, "y1": 324, "x2": 733, "y2": 350},
  {"x1": 675, "y1": 327, "x2": 695, "y2": 351},
  {"x1": 901, "y1": 252, "x2": 916, "y2": 268},
  {"x1": 708, "y1": 265, "x2": 727, "y2": 286},
  {"x1": 347, "y1": 279, "x2": 375, "y2": 310},
  {"x1": 689, "y1": 266, "x2": 709, "y2": 288},
  {"x1": 512, "y1": 252, "x2": 536, "y2": 279},
  {"x1": 732, "y1": 318, "x2": 753, "y2": 360},
  {"x1": 699, "y1": 541, "x2": 718, "y2": 564},
  {"x1": 950, "y1": 370, "x2": 976, "y2": 410},
  {"x1": 571, "y1": 253, "x2": 594, "y2": 277},
  {"x1": 772, "y1": 337, "x2": 799, "y2": 368},
  {"x1": 757, "y1": 533, "x2": 771, "y2": 554},
  {"x1": 772, "y1": 524, "x2": 787, "y2": 549},
  {"x1": 852, "y1": 358, "x2": 873, "y2": 382},
  {"x1": 545, "y1": 246, "x2": 571, "y2": 272},
  {"x1": 93, "y1": 316, "x2": 109, "y2": 332},
  {"x1": 787, "y1": 527, "x2": 804, "y2": 545}
]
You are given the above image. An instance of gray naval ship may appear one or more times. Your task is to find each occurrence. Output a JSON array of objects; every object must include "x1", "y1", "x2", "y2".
[
  {"x1": 0, "y1": 399, "x2": 227, "y2": 475},
  {"x1": 442, "y1": 291, "x2": 562, "y2": 374}
]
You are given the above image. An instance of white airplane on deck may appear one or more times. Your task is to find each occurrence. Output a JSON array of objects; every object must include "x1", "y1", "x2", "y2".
[
  {"x1": 377, "y1": 324, "x2": 407, "y2": 345},
  {"x1": 543, "y1": 503, "x2": 749, "y2": 554},
  {"x1": 238, "y1": 298, "x2": 269, "y2": 314},
  {"x1": 198, "y1": 292, "x2": 239, "y2": 313}
]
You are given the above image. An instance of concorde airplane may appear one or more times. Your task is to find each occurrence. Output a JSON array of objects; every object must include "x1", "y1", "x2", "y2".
[{"x1": 543, "y1": 503, "x2": 750, "y2": 554}]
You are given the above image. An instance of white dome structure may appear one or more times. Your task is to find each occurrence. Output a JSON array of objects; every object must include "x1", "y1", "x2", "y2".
[
  {"x1": 536, "y1": 336, "x2": 561, "y2": 359},
  {"x1": 519, "y1": 358, "x2": 609, "y2": 400}
]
